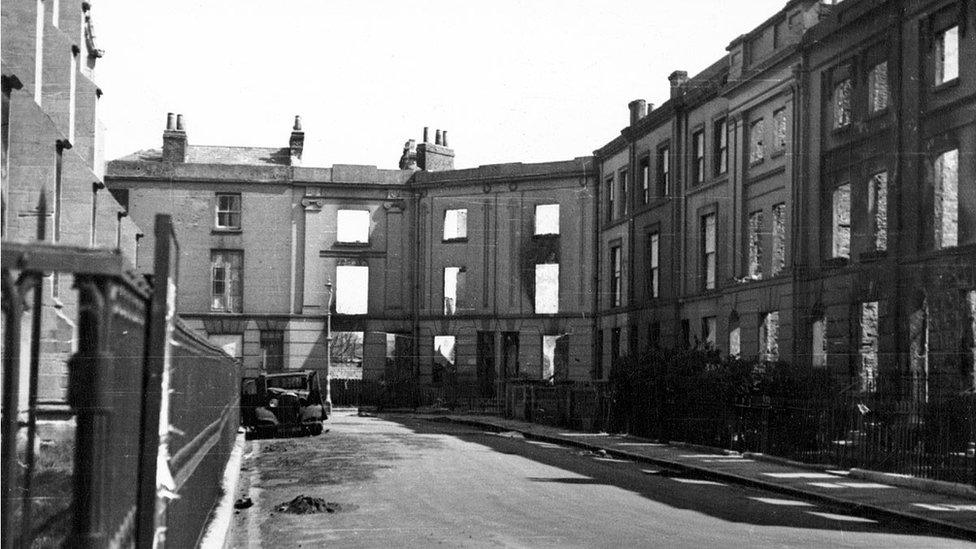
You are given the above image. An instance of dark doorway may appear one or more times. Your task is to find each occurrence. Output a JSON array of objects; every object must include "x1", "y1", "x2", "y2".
[
  {"x1": 502, "y1": 331, "x2": 519, "y2": 380},
  {"x1": 476, "y1": 331, "x2": 496, "y2": 397},
  {"x1": 260, "y1": 330, "x2": 284, "y2": 372}
]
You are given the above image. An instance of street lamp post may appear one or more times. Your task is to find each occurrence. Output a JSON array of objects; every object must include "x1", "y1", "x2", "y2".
[{"x1": 325, "y1": 279, "x2": 333, "y2": 415}]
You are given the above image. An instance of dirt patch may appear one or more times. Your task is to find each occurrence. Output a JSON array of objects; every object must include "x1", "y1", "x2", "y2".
[
  {"x1": 263, "y1": 441, "x2": 297, "y2": 453},
  {"x1": 276, "y1": 495, "x2": 358, "y2": 515}
]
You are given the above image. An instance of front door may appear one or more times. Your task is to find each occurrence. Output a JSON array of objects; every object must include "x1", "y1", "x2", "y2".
[
  {"x1": 476, "y1": 331, "x2": 496, "y2": 397},
  {"x1": 502, "y1": 332, "x2": 519, "y2": 380}
]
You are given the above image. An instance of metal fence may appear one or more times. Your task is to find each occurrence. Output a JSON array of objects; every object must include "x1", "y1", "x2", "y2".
[
  {"x1": 1, "y1": 214, "x2": 240, "y2": 548},
  {"x1": 352, "y1": 379, "x2": 504, "y2": 413}
]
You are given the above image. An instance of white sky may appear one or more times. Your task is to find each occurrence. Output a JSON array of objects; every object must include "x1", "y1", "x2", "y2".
[{"x1": 95, "y1": 0, "x2": 786, "y2": 169}]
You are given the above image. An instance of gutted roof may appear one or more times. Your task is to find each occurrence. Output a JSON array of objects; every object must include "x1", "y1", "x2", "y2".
[{"x1": 114, "y1": 145, "x2": 291, "y2": 166}]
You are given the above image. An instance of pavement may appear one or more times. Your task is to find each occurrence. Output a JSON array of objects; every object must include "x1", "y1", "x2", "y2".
[
  {"x1": 436, "y1": 413, "x2": 976, "y2": 541},
  {"x1": 227, "y1": 410, "x2": 974, "y2": 548}
]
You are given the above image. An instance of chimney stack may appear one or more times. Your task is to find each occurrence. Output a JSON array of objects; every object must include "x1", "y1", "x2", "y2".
[
  {"x1": 668, "y1": 70, "x2": 689, "y2": 99},
  {"x1": 435, "y1": 129, "x2": 442, "y2": 146},
  {"x1": 628, "y1": 99, "x2": 647, "y2": 126},
  {"x1": 442, "y1": 130, "x2": 448, "y2": 147},
  {"x1": 416, "y1": 126, "x2": 454, "y2": 172},
  {"x1": 289, "y1": 115, "x2": 304, "y2": 166},
  {"x1": 423, "y1": 126, "x2": 430, "y2": 143},
  {"x1": 399, "y1": 138, "x2": 419, "y2": 170},
  {"x1": 162, "y1": 112, "x2": 187, "y2": 163}
]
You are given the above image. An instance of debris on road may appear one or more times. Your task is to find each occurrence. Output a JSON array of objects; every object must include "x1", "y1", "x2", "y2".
[
  {"x1": 234, "y1": 497, "x2": 253, "y2": 509},
  {"x1": 276, "y1": 495, "x2": 358, "y2": 515}
]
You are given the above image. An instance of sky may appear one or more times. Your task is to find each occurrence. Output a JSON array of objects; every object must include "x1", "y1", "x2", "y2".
[{"x1": 95, "y1": 0, "x2": 787, "y2": 170}]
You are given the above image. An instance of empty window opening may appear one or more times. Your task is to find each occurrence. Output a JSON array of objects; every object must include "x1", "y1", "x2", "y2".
[
  {"x1": 750, "y1": 118, "x2": 765, "y2": 164},
  {"x1": 771, "y1": 203, "x2": 786, "y2": 276},
  {"x1": 628, "y1": 324, "x2": 639, "y2": 357},
  {"x1": 336, "y1": 264, "x2": 369, "y2": 314},
  {"x1": 714, "y1": 118, "x2": 728, "y2": 176},
  {"x1": 833, "y1": 79, "x2": 852, "y2": 129},
  {"x1": 534, "y1": 204, "x2": 560, "y2": 235},
  {"x1": 606, "y1": 176, "x2": 615, "y2": 221},
  {"x1": 443, "y1": 266, "x2": 466, "y2": 315},
  {"x1": 933, "y1": 149, "x2": 958, "y2": 249},
  {"x1": 535, "y1": 263, "x2": 559, "y2": 314},
  {"x1": 859, "y1": 302, "x2": 879, "y2": 393},
  {"x1": 935, "y1": 26, "x2": 959, "y2": 85},
  {"x1": 648, "y1": 232, "x2": 660, "y2": 298},
  {"x1": 619, "y1": 170, "x2": 629, "y2": 215},
  {"x1": 594, "y1": 330, "x2": 604, "y2": 380},
  {"x1": 832, "y1": 184, "x2": 851, "y2": 259},
  {"x1": 868, "y1": 62, "x2": 889, "y2": 112},
  {"x1": 432, "y1": 335, "x2": 456, "y2": 384},
  {"x1": 702, "y1": 213, "x2": 717, "y2": 290},
  {"x1": 331, "y1": 331, "x2": 364, "y2": 370},
  {"x1": 640, "y1": 156, "x2": 651, "y2": 204},
  {"x1": 964, "y1": 291, "x2": 976, "y2": 392},
  {"x1": 693, "y1": 129, "x2": 705, "y2": 183},
  {"x1": 812, "y1": 316, "x2": 827, "y2": 368},
  {"x1": 443, "y1": 208, "x2": 467, "y2": 240},
  {"x1": 260, "y1": 330, "x2": 285, "y2": 372},
  {"x1": 681, "y1": 319, "x2": 691, "y2": 350},
  {"x1": 729, "y1": 315, "x2": 741, "y2": 360},
  {"x1": 702, "y1": 316, "x2": 717, "y2": 350},
  {"x1": 868, "y1": 172, "x2": 888, "y2": 251},
  {"x1": 648, "y1": 322, "x2": 661, "y2": 350},
  {"x1": 215, "y1": 193, "x2": 241, "y2": 230},
  {"x1": 610, "y1": 245, "x2": 622, "y2": 307},
  {"x1": 211, "y1": 250, "x2": 243, "y2": 312},
  {"x1": 760, "y1": 311, "x2": 780, "y2": 362},
  {"x1": 909, "y1": 299, "x2": 929, "y2": 403},
  {"x1": 658, "y1": 147, "x2": 670, "y2": 196},
  {"x1": 611, "y1": 327, "x2": 622, "y2": 362},
  {"x1": 337, "y1": 209, "x2": 370, "y2": 243},
  {"x1": 748, "y1": 210, "x2": 764, "y2": 279},
  {"x1": 541, "y1": 335, "x2": 568, "y2": 381},
  {"x1": 503, "y1": 331, "x2": 520, "y2": 379},
  {"x1": 774, "y1": 109, "x2": 788, "y2": 152}
]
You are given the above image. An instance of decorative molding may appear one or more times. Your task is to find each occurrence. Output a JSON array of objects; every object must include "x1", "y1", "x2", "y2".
[{"x1": 301, "y1": 198, "x2": 326, "y2": 211}]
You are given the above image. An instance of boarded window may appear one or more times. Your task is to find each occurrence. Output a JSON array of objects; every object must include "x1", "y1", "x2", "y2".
[
  {"x1": 935, "y1": 26, "x2": 959, "y2": 85},
  {"x1": 443, "y1": 208, "x2": 467, "y2": 240},
  {"x1": 337, "y1": 209, "x2": 370, "y2": 243},
  {"x1": 868, "y1": 172, "x2": 888, "y2": 251},
  {"x1": 760, "y1": 311, "x2": 780, "y2": 362},
  {"x1": 534, "y1": 263, "x2": 559, "y2": 314},
  {"x1": 910, "y1": 300, "x2": 929, "y2": 403},
  {"x1": 658, "y1": 147, "x2": 670, "y2": 196},
  {"x1": 868, "y1": 62, "x2": 889, "y2": 112},
  {"x1": 748, "y1": 211, "x2": 764, "y2": 279},
  {"x1": 541, "y1": 335, "x2": 568, "y2": 381},
  {"x1": 833, "y1": 79, "x2": 852, "y2": 129},
  {"x1": 648, "y1": 232, "x2": 659, "y2": 298},
  {"x1": 702, "y1": 213, "x2": 716, "y2": 290},
  {"x1": 749, "y1": 118, "x2": 765, "y2": 164},
  {"x1": 812, "y1": 316, "x2": 827, "y2": 368},
  {"x1": 729, "y1": 315, "x2": 741, "y2": 359},
  {"x1": 610, "y1": 245, "x2": 622, "y2": 307},
  {"x1": 211, "y1": 250, "x2": 243, "y2": 312},
  {"x1": 702, "y1": 316, "x2": 717, "y2": 349},
  {"x1": 443, "y1": 267, "x2": 466, "y2": 314},
  {"x1": 832, "y1": 184, "x2": 851, "y2": 258},
  {"x1": 774, "y1": 109, "x2": 788, "y2": 151},
  {"x1": 640, "y1": 156, "x2": 651, "y2": 204},
  {"x1": 692, "y1": 130, "x2": 705, "y2": 183},
  {"x1": 771, "y1": 203, "x2": 786, "y2": 276},
  {"x1": 934, "y1": 149, "x2": 959, "y2": 249},
  {"x1": 714, "y1": 118, "x2": 728, "y2": 176},
  {"x1": 336, "y1": 265, "x2": 369, "y2": 314},
  {"x1": 534, "y1": 204, "x2": 560, "y2": 235},
  {"x1": 331, "y1": 331, "x2": 364, "y2": 368},
  {"x1": 215, "y1": 193, "x2": 241, "y2": 229},
  {"x1": 859, "y1": 302, "x2": 879, "y2": 393}
]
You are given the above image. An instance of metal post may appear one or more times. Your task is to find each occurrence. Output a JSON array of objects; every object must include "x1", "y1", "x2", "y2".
[
  {"x1": 325, "y1": 279, "x2": 333, "y2": 414},
  {"x1": 1, "y1": 271, "x2": 23, "y2": 549}
]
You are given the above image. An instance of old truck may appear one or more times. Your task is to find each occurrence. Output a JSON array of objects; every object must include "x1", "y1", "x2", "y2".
[{"x1": 241, "y1": 371, "x2": 327, "y2": 438}]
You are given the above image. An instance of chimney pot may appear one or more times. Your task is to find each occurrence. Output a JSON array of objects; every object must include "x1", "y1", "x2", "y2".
[
  {"x1": 435, "y1": 129, "x2": 442, "y2": 146},
  {"x1": 423, "y1": 127, "x2": 429, "y2": 143},
  {"x1": 442, "y1": 130, "x2": 448, "y2": 148},
  {"x1": 628, "y1": 99, "x2": 647, "y2": 126},
  {"x1": 293, "y1": 115, "x2": 302, "y2": 131},
  {"x1": 166, "y1": 112, "x2": 175, "y2": 130},
  {"x1": 176, "y1": 114, "x2": 185, "y2": 131}
]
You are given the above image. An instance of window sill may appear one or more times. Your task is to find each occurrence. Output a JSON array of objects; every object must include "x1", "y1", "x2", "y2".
[
  {"x1": 865, "y1": 107, "x2": 890, "y2": 121},
  {"x1": 823, "y1": 256, "x2": 850, "y2": 268},
  {"x1": 749, "y1": 158, "x2": 765, "y2": 168},
  {"x1": 932, "y1": 78, "x2": 960, "y2": 94},
  {"x1": 209, "y1": 309, "x2": 243, "y2": 315},
  {"x1": 831, "y1": 124, "x2": 853, "y2": 136},
  {"x1": 533, "y1": 232, "x2": 560, "y2": 239},
  {"x1": 334, "y1": 241, "x2": 370, "y2": 248},
  {"x1": 859, "y1": 250, "x2": 887, "y2": 262},
  {"x1": 770, "y1": 149, "x2": 786, "y2": 159},
  {"x1": 442, "y1": 237, "x2": 468, "y2": 244},
  {"x1": 212, "y1": 228, "x2": 242, "y2": 235}
]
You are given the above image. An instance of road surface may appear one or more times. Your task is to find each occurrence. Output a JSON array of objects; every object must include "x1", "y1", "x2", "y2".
[{"x1": 229, "y1": 411, "x2": 969, "y2": 548}]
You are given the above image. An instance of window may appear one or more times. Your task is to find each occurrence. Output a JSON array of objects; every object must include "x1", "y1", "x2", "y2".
[
  {"x1": 628, "y1": 325, "x2": 638, "y2": 356},
  {"x1": 211, "y1": 250, "x2": 243, "y2": 313},
  {"x1": 909, "y1": 298, "x2": 929, "y2": 402},
  {"x1": 935, "y1": 26, "x2": 959, "y2": 85},
  {"x1": 611, "y1": 327, "x2": 622, "y2": 362},
  {"x1": 749, "y1": 119, "x2": 765, "y2": 164},
  {"x1": 964, "y1": 291, "x2": 976, "y2": 392},
  {"x1": 729, "y1": 313, "x2": 741, "y2": 359},
  {"x1": 868, "y1": 62, "x2": 889, "y2": 113},
  {"x1": 534, "y1": 263, "x2": 559, "y2": 314},
  {"x1": 260, "y1": 330, "x2": 284, "y2": 372},
  {"x1": 534, "y1": 204, "x2": 560, "y2": 235},
  {"x1": 760, "y1": 311, "x2": 780, "y2": 362},
  {"x1": 868, "y1": 172, "x2": 888, "y2": 251},
  {"x1": 702, "y1": 316, "x2": 716, "y2": 349},
  {"x1": 648, "y1": 322, "x2": 661, "y2": 350},
  {"x1": 443, "y1": 267, "x2": 466, "y2": 315},
  {"x1": 443, "y1": 208, "x2": 467, "y2": 240},
  {"x1": 594, "y1": 330, "x2": 604, "y2": 380},
  {"x1": 831, "y1": 184, "x2": 851, "y2": 258},
  {"x1": 619, "y1": 169, "x2": 629, "y2": 215},
  {"x1": 812, "y1": 316, "x2": 827, "y2": 368},
  {"x1": 681, "y1": 319, "x2": 691, "y2": 350},
  {"x1": 702, "y1": 213, "x2": 716, "y2": 290},
  {"x1": 773, "y1": 109, "x2": 788, "y2": 152},
  {"x1": 692, "y1": 129, "x2": 705, "y2": 184},
  {"x1": 336, "y1": 264, "x2": 369, "y2": 314},
  {"x1": 771, "y1": 203, "x2": 786, "y2": 276},
  {"x1": 648, "y1": 232, "x2": 659, "y2": 298},
  {"x1": 215, "y1": 193, "x2": 241, "y2": 230},
  {"x1": 833, "y1": 79, "x2": 852, "y2": 129},
  {"x1": 933, "y1": 149, "x2": 958, "y2": 249},
  {"x1": 747, "y1": 211, "x2": 764, "y2": 279},
  {"x1": 640, "y1": 156, "x2": 650, "y2": 204},
  {"x1": 609, "y1": 245, "x2": 622, "y2": 308},
  {"x1": 657, "y1": 146, "x2": 670, "y2": 197},
  {"x1": 606, "y1": 175, "x2": 615, "y2": 221},
  {"x1": 859, "y1": 302, "x2": 879, "y2": 393},
  {"x1": 331, "y1": 331, "x2": 364, "y2": 367},
  {"x1": 714, "y1": 118, "x2": 728, "y2": 176},
  {"x1": 541, "y1": 335, "x2": 562, "y2": 381},
  {"x1": 336, "y1": 209, "x2": 370, "y2": 243},
  {"x1": 433, "y1": 335, "x2": 456, "y2": 384}
]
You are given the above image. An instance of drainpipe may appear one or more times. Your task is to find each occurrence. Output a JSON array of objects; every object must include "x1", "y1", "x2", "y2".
[{"x1": 592, "y1": 153, "x2": 602, "y2": 381}]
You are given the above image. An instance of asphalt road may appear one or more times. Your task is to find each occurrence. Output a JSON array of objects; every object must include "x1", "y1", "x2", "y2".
[{"x1": 230, "y1": 411, "x2": 970, "y2": 548}]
